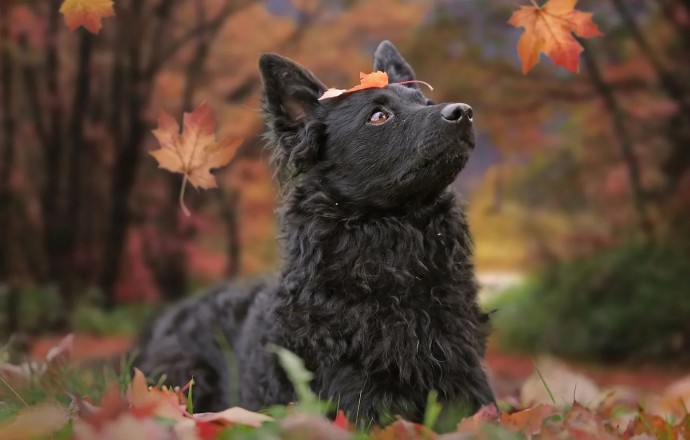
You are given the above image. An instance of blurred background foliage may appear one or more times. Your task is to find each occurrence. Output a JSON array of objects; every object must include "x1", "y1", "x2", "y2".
[{"x1": 0, "y1": 0, "x2": 689, "y2": 365}]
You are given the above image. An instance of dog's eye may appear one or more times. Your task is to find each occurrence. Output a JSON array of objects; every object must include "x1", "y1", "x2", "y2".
[{"x1": 369, "y1": 110, "x2": 390, "y2": 125}]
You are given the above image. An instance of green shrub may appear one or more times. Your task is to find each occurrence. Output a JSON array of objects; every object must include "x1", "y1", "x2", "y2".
[
  {"x1": 71, "y1": 303, "x2": 157, "y2": 336},
  {"x1": 486, "y1": 243, "x2": 690, "y2": 362}
]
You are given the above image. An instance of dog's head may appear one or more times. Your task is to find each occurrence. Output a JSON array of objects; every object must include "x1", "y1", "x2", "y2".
[{"x1": 259, "y1": 41, "x2": 475, "y2": 211}]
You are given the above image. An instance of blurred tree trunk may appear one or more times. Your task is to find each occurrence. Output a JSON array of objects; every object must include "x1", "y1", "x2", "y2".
[
  {"x1": 580, "y1": 39, "x2": 654, "y2": 240},
  {"x1": 42, "y1": 1, "x2": 68, "y2": 304},
  {"x1": 56, "y1": 29, "x2": 94, "y2": 310},
  {"x1": 101, "y1": 1, "x2": 150, "y2": 310},
  {"x1": 0, "y1": 2, "x2": 19, "y2": 334},
  {"x1": 611, "y1": 0, "x2": 690, "y2": 195}
]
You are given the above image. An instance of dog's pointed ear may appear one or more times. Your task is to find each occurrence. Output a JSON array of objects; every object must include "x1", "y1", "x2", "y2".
[
  {"x1": 259, "y1": 53, "x2": 327, "y2": 126},
  {"x1": 373, "y1": 40, "x2": 419, "y2": 90}
]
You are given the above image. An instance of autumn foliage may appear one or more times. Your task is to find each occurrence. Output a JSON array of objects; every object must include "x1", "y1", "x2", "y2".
[
  {"x1": 150, "y1": 104, "x2": 243, "y2": 216},
  {"x1": 2, "y1": 336, "x2": 690, "y2": 439},
  {"x1": 2, "y1": 0, "x2": 690, "y2": 438},
  {"x1": 60, "y1": 0, "x2": 114, "y2": 34},
  {"x1": 508, "y1": 0, "x2": 603, "y2": 73}
]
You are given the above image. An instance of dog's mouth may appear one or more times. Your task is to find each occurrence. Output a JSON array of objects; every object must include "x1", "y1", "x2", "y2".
[{"x1": 402, "y1": 139, "x2": 473, "y2": 183}]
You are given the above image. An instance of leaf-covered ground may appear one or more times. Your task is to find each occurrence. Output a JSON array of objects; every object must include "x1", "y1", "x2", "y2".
[{"x1": 1, "y1": 335, "x2": 689, "y2": 439}]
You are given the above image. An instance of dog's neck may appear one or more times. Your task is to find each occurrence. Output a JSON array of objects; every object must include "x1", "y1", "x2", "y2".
[
  {"x1": 276, "y1": 180, "x2": 477, "y2": 301},
  {"x1": 273, "y1": 180, "x2": 487, "y2": 382}
]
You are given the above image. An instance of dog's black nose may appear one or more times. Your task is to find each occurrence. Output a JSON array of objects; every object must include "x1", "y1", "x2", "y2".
[{"x1": 441, "y1": 103, "x2": 473, "y2": 123}]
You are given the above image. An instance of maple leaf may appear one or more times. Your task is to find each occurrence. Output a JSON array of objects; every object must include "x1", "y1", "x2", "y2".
[
  {"x1": 60, "y1": 0, "x2": 115, "y2": 34},
  {"x1": 126, "y1": 368, "x2": 188, "y2": 422},
  {"x1": 150, "y1": 103, "x2": 243, "y2": 216},
  {"x1": 319, "y1": 71, "x2": 389, "y2": 100},
  {"x1": 508, "y1": 0, "x2": 603, "y2": 74},
  {"x1": 499, "y1": 404, "x2": 558, "y2": 435}
]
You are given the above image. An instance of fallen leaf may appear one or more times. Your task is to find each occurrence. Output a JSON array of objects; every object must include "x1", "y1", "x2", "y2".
[
  {"x1": 0, "y1": 401, "x2": 69, "y2": 440},
  {"x1": 0, "y1": 364, "x2": 31, "y2": 393},
  {"x1": 319, "y1": 71, "x2": 389, "y2": 100},
  {"x1": 74, "y1": 413, "x2": 173, "y2": 440},
  {"x1": 500, "y1": 404, "x2": 558, "y2": 435},
  {"x1": 333, "y1": 410, "x2": 351, "y2": 430},
  {"x1": 126, "y1": 368, "x2": 187, "y2": 422},
  {"x1": 60, "y1": 0, "x2": 115, "y2": 34},
  {"x1": 508, "y1": 0, "x2": 603, "y2": 73},
  {"x1": 46, "y1": 333, "x2": 74, "y2": 365},
  {"x1": 76, "y1": 386, "x2": 131, "y2": 432},
  {"x1": 521, "y1": 356, "x2": 600, "y2": 407},
  {"x1": 562, "y1": 402, "x2": 618, "y2": 439},
  {"x1": 456, "y1": 403, "x2": 500, "y2": 434},
  {"x1": 280, "y1": 413, "x2": 351, "y2": 440},
  {"x1": 369, "y1": 418, "x2": 432, "y2": 440},
  {"x1": 150, "y1": 103, "x2": 243, "y2": 216},
  {"x1": 193, "y1": 407, "x2": 272, "y2": 428}
]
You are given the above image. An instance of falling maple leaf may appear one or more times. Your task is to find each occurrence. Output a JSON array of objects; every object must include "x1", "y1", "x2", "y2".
[
  {"x1": 508, "y1": 0, "x2": 603, "y2": 74},
  {"x1": 150, "y1": 103, "x2": 243, "y2": 216},
  {"x1": 319, "y1": 71, "x2": 389, "y2": 100},
  {"x1": 60, "y1": 0, "x2": 115, "y2": 34}
]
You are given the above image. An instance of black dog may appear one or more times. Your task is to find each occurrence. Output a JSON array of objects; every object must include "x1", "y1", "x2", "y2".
[{"x1": 135, "y1": 41, "x2": 494, "y2": 425}]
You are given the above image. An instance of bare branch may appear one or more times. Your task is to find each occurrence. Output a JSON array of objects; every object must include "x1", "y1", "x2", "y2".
[
  {"x1": 580, "y1": 38, "x2": 654, "y2": 240},
  {"x1": 145, "y1": 0, "x2": 261, "y2": 79}
]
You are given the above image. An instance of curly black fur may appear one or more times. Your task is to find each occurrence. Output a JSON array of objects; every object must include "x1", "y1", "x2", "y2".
[{"x1": 135, "y1": 41, "x2": 494, "y2": 425}]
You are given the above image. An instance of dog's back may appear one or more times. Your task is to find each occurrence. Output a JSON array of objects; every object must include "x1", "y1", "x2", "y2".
[
  {"x1": 136, "y1": 41, "x2": 494, "y2": 425},
  {"x1": 134, "y1": 276, "x2": 273, "y2": 410}
]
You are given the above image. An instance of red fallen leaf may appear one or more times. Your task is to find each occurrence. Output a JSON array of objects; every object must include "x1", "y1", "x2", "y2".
[
  {"x1": 59, "y1": 0, "x2": 115, "y2": 34},
  {"x1": 500, "y1": 404, "x2": 558, "y2": 435},
  {"x1": 370, "y1": 418, "x2": 435, "y2": 440},
  {"x1": 319, "y1": 71, "x2": 389, "y2": 100},
  {"x1": 75, "y1": 385, "x2": 131, "y2": 432},
  {"x1": 333, "y1": 410, "x2": 350, "y2": 430},
  {"x1": 195, "y1": 420, "x2": 224, "y2": 440},
  {"x1": 508, "y1": 0, "x2": 603, "y2": 73},
  {"x1": 562, "y1": 402, "x2": 618, "y2": 439},
  {"x1": 126, "y1": 368, "x2": 188, "y2": 422},
  {"x1": 456, "y1": 403, "x2": 500, "y2": 433},
  {"x1": 622, "y1": 409, "x2": 686, "y2": 439}
]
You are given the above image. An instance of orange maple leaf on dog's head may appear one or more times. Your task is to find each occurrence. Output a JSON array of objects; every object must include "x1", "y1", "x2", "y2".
[
  {"x1": 150, "y1": 103, "x2": 242, "y2": 216},
  {"x1": 319, "y1": 71, "x2": 389, "y2": 100},
  {"x1": 60, "y1": 0, "x2": 115, "y2": 34},
  {"x1": 508, "y1": 0, "x2": 603, "y2": 74}
]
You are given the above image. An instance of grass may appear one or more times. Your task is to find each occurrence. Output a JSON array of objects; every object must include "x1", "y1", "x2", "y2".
[{"x1": 1, "y1": 341, "x2": 689, "y2": 439}]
